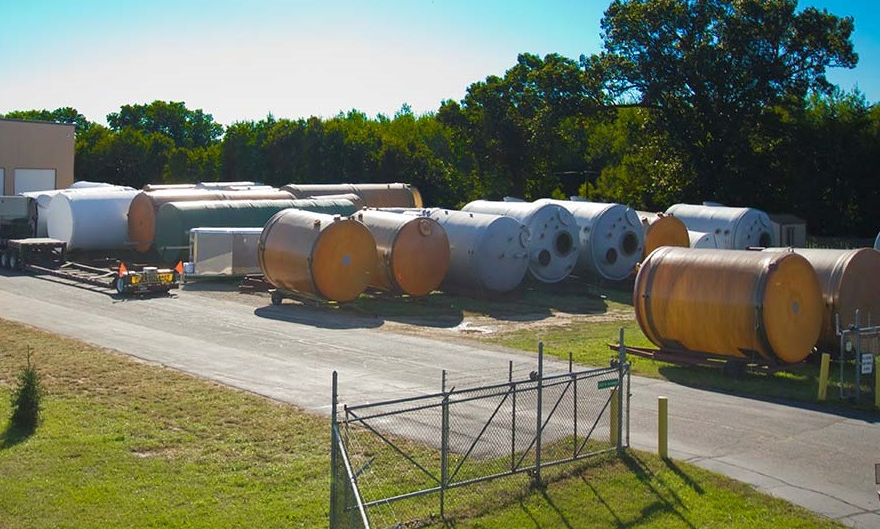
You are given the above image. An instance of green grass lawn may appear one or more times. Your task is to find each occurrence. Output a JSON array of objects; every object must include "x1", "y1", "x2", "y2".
[{"x1": 0, "y1": 318, "x2": 846, "y2": 528}]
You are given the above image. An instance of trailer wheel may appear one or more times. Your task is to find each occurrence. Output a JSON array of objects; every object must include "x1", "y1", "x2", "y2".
[
  {"x1": 0, "y1": 251, "x2": 8, "y2": 269},
  {"x1": 114, "y1": 277, "x2": 127, "y2": 295},
  {"x1": 270, "y1": 291, "x2": 283, "y2": 306},
  {"x1": 8, "y1": 252, "x2": 21, "y2": 271}
]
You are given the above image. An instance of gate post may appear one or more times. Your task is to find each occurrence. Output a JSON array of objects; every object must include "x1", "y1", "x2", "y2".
[
  {"x1": 440, "y1": 370, "x2": 449, "y2": 519},
  {"x1": 534, "y1": 343, "x2": 544, "y2": 487},
  {"x1": 330, "y1": 371, "x2": 338, "y2": 529},
  {"x1": 617, "y1": 328, "x2": 626, "y2": 453}
]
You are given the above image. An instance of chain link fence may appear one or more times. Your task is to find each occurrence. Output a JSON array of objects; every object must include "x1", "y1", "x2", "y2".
[{"x1": 330, "y1": 344, "x2": 631, "y2": 529}]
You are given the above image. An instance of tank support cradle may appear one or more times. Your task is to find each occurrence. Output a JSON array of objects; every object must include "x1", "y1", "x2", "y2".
[{"x1": 607, "y1": 343, "x2": 802, "y2": 376}]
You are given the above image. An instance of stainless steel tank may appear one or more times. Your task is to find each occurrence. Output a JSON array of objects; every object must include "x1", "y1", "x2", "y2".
[
  {"x1": 461, "y1": 200, "x2": 579, "y2": 283},
  {"x1": 258, "y1": 210, "x2": 377, "y2": 302},
  {"x1": 634, "y1": 247, "x2": 823, "y2": 364},
  {"x1": 354, "y1": 209, "x2": 450, "y2": 296},
  {"x1": 425, "y1": 208, "x2": 530, "y2": 294},
  {"x1": 539, "y1": 199, "x2": 643, "y2": 281},
  {"x1": 665, "y1": 203, "x2": 774, "y2": 249},
  {"x1": 688, "y1": 230, "x2": 717, "y2": 249}
]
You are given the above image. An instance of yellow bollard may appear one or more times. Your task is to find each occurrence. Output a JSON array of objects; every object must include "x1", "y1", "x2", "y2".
[
  {"x1": 818, "y1": 353, "x2": 831, "y2": 402},
  {"x1": 875, "y1": 357, "x2": 880, "y2": 410},
  {"x1": 610, "y1": 387, "x2": 619, "y2": 447},
  {"x1": 658, "y1": 396, "x2": 668, "y2": 459}
]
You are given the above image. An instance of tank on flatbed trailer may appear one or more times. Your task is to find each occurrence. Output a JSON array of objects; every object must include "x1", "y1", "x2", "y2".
[{"x1": 0, "y1": 195, "x2": 178, "y2": 295}]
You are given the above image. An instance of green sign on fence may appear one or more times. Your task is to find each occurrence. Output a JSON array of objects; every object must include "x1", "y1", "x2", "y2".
[{"x1": 597, "y1": 378, "x2": 618, "y2": 390}]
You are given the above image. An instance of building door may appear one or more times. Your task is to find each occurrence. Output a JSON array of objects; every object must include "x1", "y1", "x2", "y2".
[{"x1": 14, "y1": 168, "x2": 56, "y2": 194}]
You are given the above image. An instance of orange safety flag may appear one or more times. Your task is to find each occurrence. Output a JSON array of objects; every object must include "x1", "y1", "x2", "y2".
[
  {"x1": 118, "y1": 262, "x2": 127, "y2": 277},
  {"x1": 174, "y1": 261, "x2": 184, "y2": 275}
]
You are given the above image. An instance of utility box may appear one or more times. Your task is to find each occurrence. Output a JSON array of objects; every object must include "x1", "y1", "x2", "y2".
[{"x1": 185, "y1": 227, "x2": 263, "y2": 278}]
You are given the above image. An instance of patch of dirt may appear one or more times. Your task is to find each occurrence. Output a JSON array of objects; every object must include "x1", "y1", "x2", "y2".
[{"x1": 181, "y1": 276, "x2": 636, "y2": 342}]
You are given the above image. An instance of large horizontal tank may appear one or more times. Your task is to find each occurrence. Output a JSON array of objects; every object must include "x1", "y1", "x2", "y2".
[
  {"x1": 764, "y1": 247, "x2": 880, "y2": 353},
  {"x1": 23, "y1": 183, "x2": 134, "y2": 237},
  {"x1": 154, "y1": 197, "x2": 360, "y2": 262},
  {"x1": 634, "y1": 247, "x2": 823, "y2": 364},
  {"x1": 665, "y1": 203, "x2": 774, "y2": 249},
  {"x1": 128, "y1": 188, "x2": 295, "y2": 252},
  {"x1": 282, "y1": 182, "x2": 423, "y2": 208},
  {"x1": 637, "y1": 212, "x2": 690, "y2": 259},
  {"x1": 47, "y1": 188, "x2": 140, "y2": 251},
  {"x1": 461, "y1": 200, "x2": 579, "y2": 283},
  {"x1": 258, "y1": 210, "x2": 377, "y2": 303},
  {"x1": 425, "y1": 208, "x2": 530, "y2": 294},
  {"x1": 354, "y1": 209, "x2": 450, "y2": 296},
  {"x1": 539, "y1": 199, "x2": 643, "y2": 281}
]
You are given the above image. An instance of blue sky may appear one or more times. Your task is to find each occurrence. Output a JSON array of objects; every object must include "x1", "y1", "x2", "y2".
[{"x1": 1, "y1": 1, "x2": 877, "y2": 126}]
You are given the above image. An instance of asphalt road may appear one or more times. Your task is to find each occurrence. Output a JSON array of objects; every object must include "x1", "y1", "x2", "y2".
[{"x1": 1, "y1": 270, "x2": 878, "y2": 528}]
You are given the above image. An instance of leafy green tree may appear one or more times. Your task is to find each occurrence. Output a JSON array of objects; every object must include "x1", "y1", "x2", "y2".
[
  {"x1": 599, "y1": 0, "x2": 858, "y2": 204},
  {"x1": 107, "y1": 101, "x2": 223, "y2": 149},
  {"x1": 3, "y1": 107, "x2": 94, "y2": 132}
]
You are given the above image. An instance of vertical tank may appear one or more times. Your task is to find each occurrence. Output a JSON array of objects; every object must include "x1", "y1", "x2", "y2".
[
  {"x1": 461, "y1": 200, "x2": 579, "y2": 283},
  {"x1": 353, "y1": 209, "x2": 450, "y2": 296},
  {"x1": 425, "y1": 208, "x2": 530, "y2": 294},
  {"x1": 637, "y1": 212, "x2": 690, "y2": 259},
  {"x1": 538, "y1": 199, "x2": 643, "y2": 281},
  {"x1": 634, "y1": 247, "x2": 823, "y2": 364},
  {"x1": 127, "y1": 188, "x2": 296, "y2": 252},
  {"x1": 281, "y1": 183, "x2": 423, "y2": 208},
  {"x1": 258, "y1": 210, "x2": 377, "y2": 303},
  {"x1": 764, "y1": 248, "x2": 880, "y2": 353},
  {"x1": 153, "y1": 197, "x2": 359, "y2": 262},
  {"x1": 665, "y1": 203, "x2": 774, "y2": 249},
  {"x1": 46, "y1": 188, "x2": 140, "y2": 251}
]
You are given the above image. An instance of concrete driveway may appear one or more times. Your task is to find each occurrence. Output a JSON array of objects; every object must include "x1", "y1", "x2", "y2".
[{"x1": 0, "y1": 271, "x2": 878, "y2": 528}]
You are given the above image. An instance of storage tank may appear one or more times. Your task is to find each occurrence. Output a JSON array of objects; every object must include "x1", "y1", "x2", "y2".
[
  {"x1": 282, "y1": 183, "x2": 423, "y2": 208},
  {"x1": 424, "y1": 208, "x2": 530, "y2": 294},
  {"x1": 461, "y1": 200, "x2": 579, "y2": 283},
  {"x1": 538, "y1": 199, "x2": 643, "y2": 281},
  {"x1": 258, "y1": 210, "x2": 377, "y2": 302},
  {"x1": 128, "y1": 188, "x2": 295, "y2": 252},
  {"x1": 47, "y1": 188, "x2": 140, "y2": 251},
  {"x1": 688, "y1": 230, "x2": 718, "y2": 249},
  {"x1": 353, "y1": 209, "x2": 450, "y2": 296},
  {"x1": 634, "y1": 247, "x2": 823, "y2": 364},
  {"x1": 23, "y1": 184, "x2": 134, "y2": 237},
  {"x1": 665, "y1": 203, "x2": 774, "y2": 249},
  {"x1": 154, "y1": 197, "x2": 360, "y2": 262},
  {"x1": 763, "y1": 247, "x2": 880, "y2": 353},
  {"x1": 637, "y1": 212, "x2": 690, "y2": 259}
]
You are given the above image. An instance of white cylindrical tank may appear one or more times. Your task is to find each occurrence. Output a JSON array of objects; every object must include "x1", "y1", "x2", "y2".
[
  {"x1": 461, "y1": 200, "x2": 579, "y2": 283},
  {"x1": 47, "y1": 188, "x2": 139, "y2": 250},
  {"x1": 688, "y1": 230, "x2": 717, "y2": 249},
  {"x1": 425, "y1": 208, "x2": 530, "y2": 294},
  {"x1": 537, "y1": 199, "x2": 643, "y2": 281},
  {"x1": 665, "y1": 203, "x2": 774, "y2": 249}
]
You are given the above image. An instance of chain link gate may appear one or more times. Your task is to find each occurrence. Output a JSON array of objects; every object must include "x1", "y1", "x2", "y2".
[{"x1": 330, "y1": 343, "x2": 631, "y2": 529}]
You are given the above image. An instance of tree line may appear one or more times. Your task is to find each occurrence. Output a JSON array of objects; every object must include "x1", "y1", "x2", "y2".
[{"x1": 4, "y1": 0, "x2": 878, "y2": 237}]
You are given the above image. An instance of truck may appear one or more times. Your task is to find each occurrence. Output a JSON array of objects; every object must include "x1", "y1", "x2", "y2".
[{"x1": 0, "y1": 195, "x2": 179, "y2": 295}]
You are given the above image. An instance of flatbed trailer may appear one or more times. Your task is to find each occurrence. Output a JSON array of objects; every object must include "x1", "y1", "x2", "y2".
[
  {"x1": 607, "y1": 343, "x2": 803, "y2": 376},
  {"x1": 1, "y1": 237, "x2": 179, "y2": 296}
]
